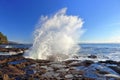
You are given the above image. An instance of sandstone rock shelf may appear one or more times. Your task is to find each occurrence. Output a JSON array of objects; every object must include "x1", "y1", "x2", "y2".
[{"x1": 0, "y1": 54, "x2": 120, "y2": 80}]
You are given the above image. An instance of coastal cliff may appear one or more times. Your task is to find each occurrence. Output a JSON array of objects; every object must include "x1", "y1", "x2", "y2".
[{"x1": 0, "y1": 32, "x2": 8, "y2": 44}]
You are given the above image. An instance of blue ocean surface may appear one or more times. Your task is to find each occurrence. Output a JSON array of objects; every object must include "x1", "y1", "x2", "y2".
[
  {"x1": 0, "y1": 44, "x2": 32, "y2": 48},
  {"x1": 79, "y1": 43, "x2": 120, "y2": 61},
  {"x1": 0, "y1": 43, "x2": 120, "y2": 61},
  {"x1": 79, "y1": 43, "x2": 120, "y2": 54}
]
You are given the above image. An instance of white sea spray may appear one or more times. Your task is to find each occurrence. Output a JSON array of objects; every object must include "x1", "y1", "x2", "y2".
[{"x1": 25, "y1": 8, "x2": 84, "y2": 61}]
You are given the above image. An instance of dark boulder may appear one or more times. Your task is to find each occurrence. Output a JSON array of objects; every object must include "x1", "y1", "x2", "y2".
[
  {"x1": 108, "y1": 66, "x2": 120, "y2": 74},
  {"x1": 88, "y1": 55, "x2": 97, "y2": 59},
  {"x1": 81, "y1": 60, "x2": 94, "y2": 67}
]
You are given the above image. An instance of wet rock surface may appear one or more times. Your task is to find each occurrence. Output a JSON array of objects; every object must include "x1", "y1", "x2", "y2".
[
  {"x1": 0, "y1": 54, "x2": 120, "y2": 80},
  {"x1": 0, "y1": 47, "x2": 28, "y2": 53},
  {"x1": 88, "y1": 55, "x2": 97, "y2": 59}
]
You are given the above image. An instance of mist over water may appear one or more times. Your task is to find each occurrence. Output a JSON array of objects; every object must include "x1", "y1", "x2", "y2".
[{"x1": 26, "y1": 8, "x2": 84, "y2": 61}]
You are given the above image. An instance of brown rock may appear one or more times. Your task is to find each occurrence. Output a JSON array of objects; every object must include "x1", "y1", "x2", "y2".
[
  {"x1": 83, "y1": 78, "x2": 95, "y2": 80},
  {"x1": 3, "y1": 65, "x2": 25, "y2": 75},
  {"x1": 0, "y1": 59, "x2": 7, "y2": 64},
  {"x1": 81, "y1": 60, "x2": 94, "y2": 67},
  {"x1": 39, "y1": 68, "x2": 47, "y2": 74},
  {"x1": 69, "y1": 69, "x2": 84, "y2": 75},
  {"x1": 64, "y1": 60, "x2": 79, "y2": 65},
  {"x1": 3, "y1": 74, "x2": 9, "y2": 80},
  {"x1": 96, "y1": 70, "x2": 109, "y2": 74}
]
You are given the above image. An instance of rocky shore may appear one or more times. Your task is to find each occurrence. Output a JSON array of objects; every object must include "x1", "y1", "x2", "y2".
[
  {"x1": 0, "y1": 53, "x2": 120, "y2": 80},
  {"x1": 0, "y1": 47, "x2": 28, "y2": 53}
]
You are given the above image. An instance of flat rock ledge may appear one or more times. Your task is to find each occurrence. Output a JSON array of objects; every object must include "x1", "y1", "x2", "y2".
[
  {"x1": 0, "y1": 54, "x2": 120, "y2": 80},
  {"x1": 0, "y1": 47, "x2": 28, "y2": 53}
]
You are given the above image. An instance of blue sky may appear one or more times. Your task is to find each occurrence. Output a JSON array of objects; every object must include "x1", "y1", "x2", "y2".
[{"x1": 0, "y1": 0, "x2": 120, "y2": 43}]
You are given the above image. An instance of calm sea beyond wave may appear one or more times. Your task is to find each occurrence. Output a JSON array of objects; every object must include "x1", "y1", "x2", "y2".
[
  {"x1": 0, "y1": 43, "x2": 120, "y2": 61},
  {"x1": 79, "y1": 43, "x2": 120, "y2": 61}
]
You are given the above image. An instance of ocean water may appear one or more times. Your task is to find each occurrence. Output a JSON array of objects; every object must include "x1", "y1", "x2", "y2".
[
  {"x1": 0, "y1": 44, "x2": 32, "y2": 48},
  {"x1": 0, "y1": 43, "x2": 120, "y2": 61},
  {"x1": 80, "y1": 43, "x2": 120, "y2": 54},
  {"x1": 79, "y1": 43, "x2": 120, "y2": 61},
  {"x1": 0, "y1": 44, "x2": 32, "y2": 55}
]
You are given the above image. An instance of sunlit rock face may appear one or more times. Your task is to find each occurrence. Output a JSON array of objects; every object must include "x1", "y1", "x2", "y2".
[{"x1": 0, "y1": 32, "x2": 8, "y2": 44}]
